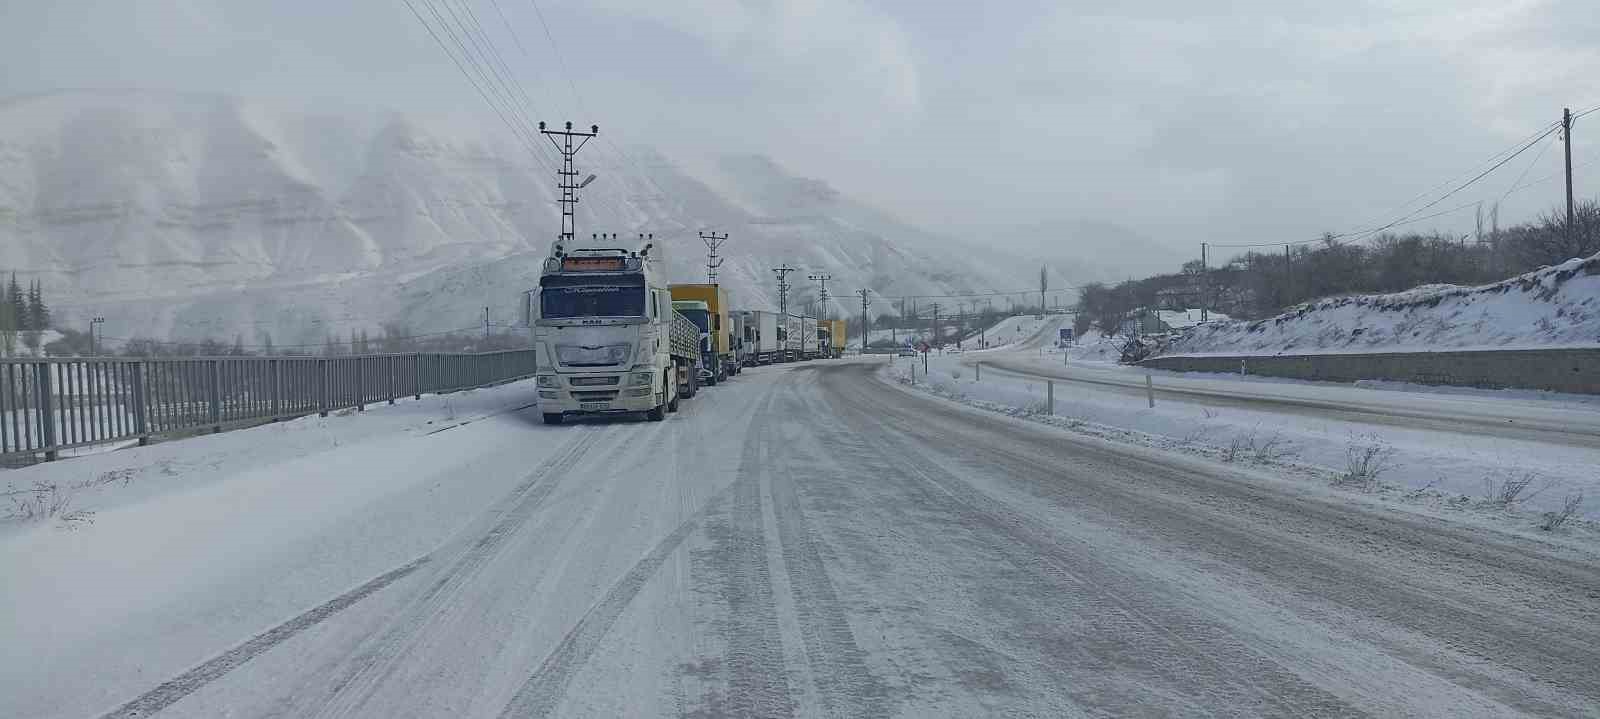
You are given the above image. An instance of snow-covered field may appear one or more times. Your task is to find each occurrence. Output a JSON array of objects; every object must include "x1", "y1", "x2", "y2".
[
  {"x1": 917, "y1": 351, "x2": 1600, "y2": 526},
  {"x1": 1161, "y1": 251, "x2": 1600, "y2": 356}
]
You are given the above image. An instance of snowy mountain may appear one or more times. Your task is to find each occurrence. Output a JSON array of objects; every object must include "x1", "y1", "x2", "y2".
[
  {"x1": 0, "y1": 91, "x2": 1050, "y2": 348},
  {"x1": 1158, "y1": 251, "x2": 1600, "y2": 356}
]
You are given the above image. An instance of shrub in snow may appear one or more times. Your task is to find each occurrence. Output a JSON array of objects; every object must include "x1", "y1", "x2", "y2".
[
  {"x1": 1540, "y1": 493, "x2": 1584, "y2": 531},
  {"x1": 1480, "y1": 470, "x2": 1542, "y2": 507},
  {"x1": 1339, "y1": 434, "x2": 1397, "y2": 490}
]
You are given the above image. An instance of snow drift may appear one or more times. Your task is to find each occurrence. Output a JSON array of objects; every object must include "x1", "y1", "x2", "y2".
[{"x1": 1159, "y1": 252, "x2": 1600, "y2": 356}]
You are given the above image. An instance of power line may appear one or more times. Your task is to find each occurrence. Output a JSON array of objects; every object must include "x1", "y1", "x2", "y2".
[{"x1": 1209, "y1": 122, "x2": 1564, "y2": 249}]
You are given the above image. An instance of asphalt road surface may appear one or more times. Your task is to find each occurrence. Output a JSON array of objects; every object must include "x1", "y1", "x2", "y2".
[{"x1": 98, "y1": 361, "x2": 1600, "y2": 718}]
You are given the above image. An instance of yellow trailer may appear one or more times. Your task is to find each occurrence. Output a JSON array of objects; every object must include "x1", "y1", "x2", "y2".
[
  {"x1": 669, "y1": 284, "x2": 738, "y2": 382},
  {"x1": 818, "y1": 319, "x2": 847, "y2": 358}
]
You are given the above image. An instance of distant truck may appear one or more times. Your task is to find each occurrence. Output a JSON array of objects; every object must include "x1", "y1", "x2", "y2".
[
  {"x1": 670, "y1": 284, "x2": 737, "y2": 383},
  {"x1": 672, "y1": 300, "x2": 719, "y2": 386},
  {"x1": 798, "y1": 315, "x2": 819, "y2": 360},
  {"x1": 729, "y1": 311, "x2": 751, "y2": 369},
  {"x1": 529, "y1": 241, "x2": 699, "y2": 425},
  {"x1": 782, "y1": 314, "x2": 803, "y2": 362},
  {"x1": 744, "y1": 310, "x2": 780, "y2": 364},
  {"x1": 818, "y1": 319, "x2": 846, "y2": 358}
]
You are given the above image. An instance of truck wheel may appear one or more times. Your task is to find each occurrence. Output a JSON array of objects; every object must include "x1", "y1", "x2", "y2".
[
  {"x1": 646, "y1": 403, "x2": 666, "y2": 421},
  {"x1": 706, "y1": 371, "x2": 718, "y2": 387},
  {"x1": 542, "y1": 413, "x2": 563, "y2": 425},
  {"x1": 667, "y1": 371, "x2": 680, "y2": 412}
]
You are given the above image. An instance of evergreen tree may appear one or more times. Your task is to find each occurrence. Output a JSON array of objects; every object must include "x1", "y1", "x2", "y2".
[
  {"x1": 25, "y1": 280, "x2": 49, "y2": 332},
  {"x1": 230, "y1": 334, "x2": 246, "y2": 356},
  {"x1": 261, "y1": 333, "x2": 275, "y2": 356},
  {"x1": 0, "y1": 273, "x2": 14, "y2": 357},
  {"x1": 7, "y1": 273, "x2": 25, "y2": 331}
]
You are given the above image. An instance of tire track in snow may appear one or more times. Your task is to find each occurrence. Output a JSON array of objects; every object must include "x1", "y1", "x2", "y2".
[
  {"x1": 97, "y1": 426, "x2": 605, "y2": 719},
  {"x1": 765, "y1": 390, "x2": 890, "y2": 718},
  {"x1": 494, "y1": 479, "x2": 739, "y2": 718},
  {"x1": 96, "y1": 558, "x2": 430, "y2": 719},
  {"x1": 821, "y1": 366, "x2": 1360, "y2": 717},
  {"x1": 309, "y1": 426, "x2": 609, "y2": 718},
  {"x1": 684, "y1": 393, "x2": 797, "y2": 718}
]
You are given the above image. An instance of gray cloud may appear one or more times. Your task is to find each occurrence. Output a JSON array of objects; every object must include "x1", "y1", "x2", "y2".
[{"x1": 1, "y1": 0, "x2": 1594, "y2": 271}]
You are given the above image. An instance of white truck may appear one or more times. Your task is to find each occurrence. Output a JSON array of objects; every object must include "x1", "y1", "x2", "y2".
[
  {"x1": 782, "y1": 314, "x2": 803, "y2": 362},
  {"x1": 529, "y1": 241, "x2": 700, "y2": 425},
  {"x1": 744, "y1": 310, "x2": 781, "y2": 365}
]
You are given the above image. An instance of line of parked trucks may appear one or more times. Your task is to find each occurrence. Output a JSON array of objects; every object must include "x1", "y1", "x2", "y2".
[{"x1": 526, "y1": 239, "x2": 847, "y2": 424}]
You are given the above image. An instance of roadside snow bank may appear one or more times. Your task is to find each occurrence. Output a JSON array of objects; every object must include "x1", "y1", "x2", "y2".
[
  {"x1": 888, "y1": 356, "x2": 1599, "y2": 541},
  {"x1": 1160, "y1": 252, "x2": 1600, "y2": 356}
]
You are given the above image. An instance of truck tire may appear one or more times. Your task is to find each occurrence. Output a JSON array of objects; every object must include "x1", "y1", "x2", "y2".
[
  {"x1": 646, "y1": 402, "x2": 666, "y2": 421},
  {"x1": 542, "y1": 413, "x2": 563, "y2": 425},
  {"x1": 667, "y1": 371, "x2": 680, "y2": 412}
]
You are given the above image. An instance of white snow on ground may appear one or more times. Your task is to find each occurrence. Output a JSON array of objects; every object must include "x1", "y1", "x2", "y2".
[
  {"x1": 0, "y1": 381, "x2": 556, "y2": 715},
  {"x1": 1160, "y1": 251, "x2": 1600, "y2": 356},
  {"x1": 849, "y1": 313, "x2": 1055, "y2": 350},
  {"x1": 897, "y1": 352, "x2": 1600, "y2": 529}
]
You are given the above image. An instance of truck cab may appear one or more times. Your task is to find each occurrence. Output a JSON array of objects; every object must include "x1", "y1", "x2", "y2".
[
  {"x1": 672, "y1": 300, "x2": 715, "y2": 385},
  {"x1": 529, "y1": 243, "x2": 694, "y2": 424}
]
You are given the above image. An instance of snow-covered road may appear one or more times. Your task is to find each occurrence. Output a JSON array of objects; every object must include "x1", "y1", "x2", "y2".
[{"x1": 5, "y1": 360, "x2": 1598, "y2": 717}]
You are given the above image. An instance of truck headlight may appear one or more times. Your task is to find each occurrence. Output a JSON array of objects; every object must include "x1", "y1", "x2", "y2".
[
  {"x1": 631, "y1": 371, "x2": 654, "y2": 386},
  {"x1": 536, "y1": 375, "x2": 557, "y2": 388}
]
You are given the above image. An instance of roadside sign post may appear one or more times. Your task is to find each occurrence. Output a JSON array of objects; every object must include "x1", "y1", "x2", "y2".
[{"x1": 1146, "y1": 374, "x2": 1155, "y2": 408}]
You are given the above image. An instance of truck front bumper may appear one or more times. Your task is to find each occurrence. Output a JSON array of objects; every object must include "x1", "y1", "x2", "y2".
[{"x1": 537, "y1": 371, "x2": 663, "y2": 414}]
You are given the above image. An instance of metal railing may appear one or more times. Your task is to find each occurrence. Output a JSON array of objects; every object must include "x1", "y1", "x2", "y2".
[{"x1": 1, "y1": 349, "x2": 536, "y2": 462}]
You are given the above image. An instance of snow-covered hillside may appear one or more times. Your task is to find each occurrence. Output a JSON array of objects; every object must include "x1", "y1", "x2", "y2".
[
  {"x1": 1160, "y1": 252, "x2": 1600, "y2": 356},
  {"x1": 0, "y1": 91, "x2": 1048, "y2": 347}
]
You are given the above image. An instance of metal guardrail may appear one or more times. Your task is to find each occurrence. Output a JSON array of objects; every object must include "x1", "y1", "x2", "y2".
[{"x1": 1, "y1": 349, "x2": 537, "y2": 462}]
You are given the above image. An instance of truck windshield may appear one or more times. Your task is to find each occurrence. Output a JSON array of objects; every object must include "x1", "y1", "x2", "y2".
[
  {"x1": 540, "y1": 278, "x2": 645, "y2": 319},
  {"x1": 679, "y1": 310, "x2": 710, "y2": 332}
]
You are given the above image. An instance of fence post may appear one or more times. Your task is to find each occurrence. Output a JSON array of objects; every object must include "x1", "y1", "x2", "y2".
[
  {"x1": 271, "y1": 358, "x2": 282, "y2": 419},
  {"x1": 975, "y1": 361, "x2": 981, "y2": 381},
  {"x1": 37, "y1": 364, "x2": 57, "y2": 461},
  {"x1": 1146, "y1": 373, "x2": 1155, "y2": 408},
  {"x1": 131, "y1": 361, "x2": 149, "y2": 445},
  {"x1": 209, "y1": 359, "x2": 222, "y2": 433},
  {"x1": 356, "y1": 357, "x2": 366, "y2": 412},
  {"x1": 1047, "y1": 380, "x2": 1054, "y2": 416},
  {"x1": 387, "y1": 355, "x2": 396, "y2": 405},
  {"x1": 414, "y1": 354, "x2": 423, "y2": 400},
  {"x1": 319, "y1": 358, "x2": 329, "y2": 417}
]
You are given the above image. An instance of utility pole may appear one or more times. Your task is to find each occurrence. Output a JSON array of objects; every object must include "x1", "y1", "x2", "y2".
[
  {"x1": 857, "y1": 289, "x2": 871, "y2": 353},
  {"x1": 1038, "y1": 267, "x2": 1047, "y2": 316},
  {"x1": 538, "y1": 121, "x2": 598, "y2": 245},
  {"x1": 773, "y1": 264, "x2": 795, "y2": 319},
  {"x1": 90, "y1": 316, "x2": 105, "y2": 356},
  {"x1": 931, "y1": 302, "x2": 941, "y2": 349},
  {"x1": 484, "y1": 306, "x2": 491, "y2": 342},
  {"x1": 807, "y1": 273, "x2": 832, "y2": 318},
  {"x1": 1200, "y1": 242, "x2": 1209, "y2": 322},
  {"x1": 700, "y1": 230, "x2": 729, "y2": 282},
  {"x1": 1284, "y1": 244, "x2": 1292, "y2": 306},
  {"x1": 1563, "y1": 107, "x2": 1576, "y2": 248}
]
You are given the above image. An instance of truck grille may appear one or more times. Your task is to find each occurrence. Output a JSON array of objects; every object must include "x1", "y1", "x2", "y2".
[
  {"x1": 571, "y1": 390, "x2": 620, "y2": 402},
  {"x1": 569, "y1": 376, "x2": 619, "y2": 386}
]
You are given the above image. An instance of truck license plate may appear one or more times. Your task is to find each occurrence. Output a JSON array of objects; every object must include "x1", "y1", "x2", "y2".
[{"x1": 580, "y1": 402, "x2": 610, "y2": 411}]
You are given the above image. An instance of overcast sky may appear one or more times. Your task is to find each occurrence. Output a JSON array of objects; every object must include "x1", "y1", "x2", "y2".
[{"x1": 2, "y1": 0, "x2": 1596, "y2": 258}]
